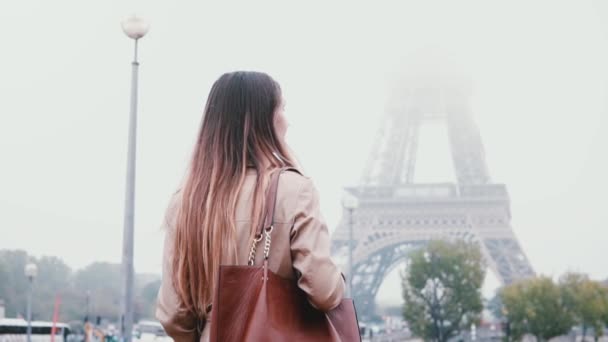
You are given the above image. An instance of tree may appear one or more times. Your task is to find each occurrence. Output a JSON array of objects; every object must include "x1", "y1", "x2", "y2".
[
  {"x1": 0, "y1": 250, "x2": 80, "y2": 321},
  {"x1": 0, "y1": 258, "x2": 10, "y2": 303},
  {"x1": 73, "y1": 262, "x2": 122, "y2": 320},
  {"x1": 401, "y1": 240, "x2": 485, "y2": 342},
  {"x1": 31, "y1": 256, "x2": 74, "y2": 321},
  {"x1": 136, "y1": 279, "x2": 161, "y2": 320},
  {"x1": 604, "y1": 280, "x2": 608, "y2": 328},
  {"x1": 72, "y1": 263, "x2": 162, "y2": 321},
  {"x1": 500, "y1": 276, "x2": 573, "y2": 341},
  {"x1": 0, "y1": 250, "x2": 30, "y2": 318},
  {"x1": 560, "y1": 272, "x2": 608, "y2": 340},
  {"x1": 0, "y1": 250, "x2": 162, "y2": 324}
]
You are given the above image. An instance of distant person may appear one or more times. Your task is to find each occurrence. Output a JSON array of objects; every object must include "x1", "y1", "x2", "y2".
[{"x1": 155, "y1": 71, "x2": 345, "y2": 341}]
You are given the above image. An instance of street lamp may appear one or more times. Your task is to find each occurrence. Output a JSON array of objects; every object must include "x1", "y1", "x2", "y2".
[
  {"x1": 342, "y1": 193, "x2": 359, "y2": 297},
  {"x1": 120, "y1": 14, "x2": 148, "y2": 342},
  {"x1": 24, "y1": 262, "x2": 38, "y2": 342}
]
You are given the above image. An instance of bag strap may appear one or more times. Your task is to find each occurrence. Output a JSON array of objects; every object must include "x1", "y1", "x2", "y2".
[
  {"x1": 247, "y1": 166, "x2": 300, "y2": 266},
  {"x1": 255, "y1": 166, "x2": 300, "y2": 237}
]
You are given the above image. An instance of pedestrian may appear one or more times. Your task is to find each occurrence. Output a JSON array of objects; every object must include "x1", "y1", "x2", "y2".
[{"x1": 155, "y1": 71, "x2": 347, "y2": 341}]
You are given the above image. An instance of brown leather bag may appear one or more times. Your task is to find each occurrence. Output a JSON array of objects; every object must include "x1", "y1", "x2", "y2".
[{"x1": 209, "y1": 167, "x2": 361, "y2": 342}]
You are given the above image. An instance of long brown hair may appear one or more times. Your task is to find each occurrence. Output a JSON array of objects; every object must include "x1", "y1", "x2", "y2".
[{"x1": 172, "y1": 71, "x2": 295, "y2": 318}]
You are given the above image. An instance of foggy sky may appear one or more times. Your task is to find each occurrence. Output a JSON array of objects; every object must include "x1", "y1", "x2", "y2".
[{"x1": 1, "y1": 0, "x2": 607, "y2": 305}]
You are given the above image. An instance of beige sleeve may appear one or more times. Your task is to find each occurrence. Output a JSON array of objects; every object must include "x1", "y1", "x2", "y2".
[
  {"x1": 290, "y1": 178, "x2": 345, "y2": 312},
  {"x1": 155, "y1": 197, "x2": 199, "y2": 342}
]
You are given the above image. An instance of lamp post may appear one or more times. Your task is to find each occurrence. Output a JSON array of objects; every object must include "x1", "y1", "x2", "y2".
[
  {"x1": 24, "y1": 262, "x2": 38, "y2": 342},
  {"x1": 342, "y1": 194, "x2": 359, "y2": 297},
  {"x1": 120, "y1": 15, "x2": 148, "y2": 342}
]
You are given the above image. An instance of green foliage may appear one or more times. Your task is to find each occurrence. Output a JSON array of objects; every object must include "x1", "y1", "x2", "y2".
[
  {"x1": 0, "y1": 250, "x2": 30, "y2": 318},
  {"x1": 605, "y1": 281, "x2": 608, "y2": 326},
  {"x1": 31, "y1": 256, "x2": 74, "y2": 321},
  {"x1": 0, "y1": 260, "x2": 8, "y2": 303},
  {"x1": 500, "y1": 276, "x2": 573, "y2": 341},
  {"x1": 137, "y1": 280, "x2": 161, "y2": 320},
  {"x1": 73, "y1": 262, "x2": 122, "y2": 319},
  {"x1": 559, "y1": 272, "x2": 608, "y2": 340},
  {"x1": 0, "y1": 249, "x2": 160, "y2": 324},
  {"x1": 401, "y1": 240, "x2": 485, "y2": 342}
]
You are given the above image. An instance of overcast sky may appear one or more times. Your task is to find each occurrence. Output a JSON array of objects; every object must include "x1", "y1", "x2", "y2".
[{"x1": 1, "y1": 0, "x2": 607, "y2": 305}]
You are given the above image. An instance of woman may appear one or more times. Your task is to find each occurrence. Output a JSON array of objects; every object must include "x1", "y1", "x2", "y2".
[{"x1": 155, "y1": 71, "x2": 345, "y2": 341}]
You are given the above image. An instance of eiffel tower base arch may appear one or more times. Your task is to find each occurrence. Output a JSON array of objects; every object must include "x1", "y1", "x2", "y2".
[{"x1": 332, "y1": 183, "x2": 535, "y2": 320}]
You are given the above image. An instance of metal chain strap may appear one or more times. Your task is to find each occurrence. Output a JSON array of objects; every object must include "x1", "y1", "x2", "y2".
[
  {"x1": 247, "y1": 234, "x2": 264, "y2": 266},
  {"x1": 247, "y1": 226, "x2": 274, "y2": 266},
  {"x1": 263, "y1": 226, "x2": 274, "y2": 259}
]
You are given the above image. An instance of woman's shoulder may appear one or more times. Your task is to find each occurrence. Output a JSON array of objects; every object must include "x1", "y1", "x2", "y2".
[
  {"x1": 275, "y1": 168, "x2": 321, "y2": 221},
  {"x1": 272, "y1": 170, "x2": 311, "y2": 224},
  {"x1": 277, "y1": 168, "x2": 314, "y2": 196}
]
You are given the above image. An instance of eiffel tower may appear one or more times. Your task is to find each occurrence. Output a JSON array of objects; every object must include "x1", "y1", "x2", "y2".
[{"x1": 331, "y1": 75, "x2": 535, "y2": 318}]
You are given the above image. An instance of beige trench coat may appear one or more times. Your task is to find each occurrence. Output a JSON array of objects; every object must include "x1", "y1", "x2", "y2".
[{"x1": 155, "y1": 169, "x2": 345, "y2": 342}]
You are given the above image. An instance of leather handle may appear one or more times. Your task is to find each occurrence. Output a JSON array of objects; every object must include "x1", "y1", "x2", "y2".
[{"x1": 255, "y1": 167, "x2": 299, "y2": 237}]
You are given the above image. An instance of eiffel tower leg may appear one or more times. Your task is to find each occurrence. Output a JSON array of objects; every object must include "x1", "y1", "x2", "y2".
[
  {"x1": 446, "y1": 98, "x2": 491, "y2": 185},
  {"x1": 351, "y1": 249, "x2": 390, "y2": 318},
  {"x1": 482, "y1": 237, "x2": 535, "y2": 284}
]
